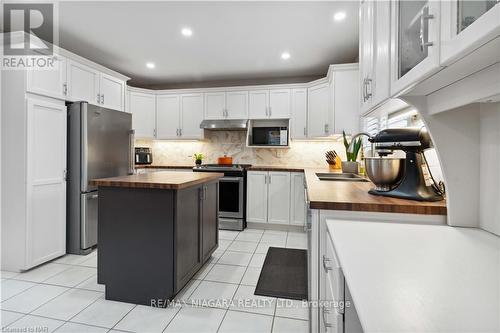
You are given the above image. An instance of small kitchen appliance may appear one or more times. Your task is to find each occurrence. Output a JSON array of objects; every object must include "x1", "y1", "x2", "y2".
[
  {"x1": 193, "y1": 164, "x2": 251, "y2": 231},
  {"x1": 251, "y1": 126, "x2": 288, "y2": 146},
  {"x1": 135, "y1": 147, "x2": 152, "y2": 165},
  {"x1": 367, "y1": 128, "x2": 444, "y2": 201}
]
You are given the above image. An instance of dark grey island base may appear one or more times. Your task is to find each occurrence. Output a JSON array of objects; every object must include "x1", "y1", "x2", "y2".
[{"x1": 91, "y1": 171, "x2": 222, "y2": 306}]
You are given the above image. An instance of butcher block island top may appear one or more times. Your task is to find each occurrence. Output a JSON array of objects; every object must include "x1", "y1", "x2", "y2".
[
  {"x1": 90, "y1": 171, "x2": 223, "y2": 190},
  {"x1": 303, "y1": 169, "x2": 447, "y2": 215}
]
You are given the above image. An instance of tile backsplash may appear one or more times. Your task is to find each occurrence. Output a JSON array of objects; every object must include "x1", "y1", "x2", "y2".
[{"x1": 136, "y1": 131, "x2": 347, "y2": 167}]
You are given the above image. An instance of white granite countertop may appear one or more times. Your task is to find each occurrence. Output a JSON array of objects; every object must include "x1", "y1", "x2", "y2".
[{"x1": 326, "y1": 220, "x2": 500, "y2": 333}]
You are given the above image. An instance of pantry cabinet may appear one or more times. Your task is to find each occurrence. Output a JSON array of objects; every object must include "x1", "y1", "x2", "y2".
[
  {"x1": 129, "y1": 91, "x2": 156, "y2": 139},
  {"x1": 204, "y1": 90, "x2": 248, "y2": 119},
  {"x1": 67, "y1": 60, "x2": 126, "y2": 111},
  {"x1": 291, "y1": 88, "x2": 308, "y2": 139},
  {"x1": 440, "y1": 0, "x2": 500, "y2": 65},
  {"x1": 390, "y1": 0, "x2": 441, "y2": 95},
  {"x1": 247, "y1": 171, "x2": 304, "y2": 226},
  {"x1": 249, "y1": 89, "x2": 290, "y2": 119},
  {"x1": 26, "y1": 53, "x2": 67, "y2": 100}
]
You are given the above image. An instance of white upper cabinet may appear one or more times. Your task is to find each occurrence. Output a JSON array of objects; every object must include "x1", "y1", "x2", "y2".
[
  {"x1": 204, "y1": 91, "x2": 226, "y2": 119},
  {"x1": 204, "y1": 90, "x2": 248, "y2": 120},
  {"x1": 267, "y1": 172, "x2": 291, "y2": 225},
  {"x1": 308, "y1": 83, "x2": 331, "y2": 137},
  {"x1": 249, "y1": 88, "x2": 290, "y2": 119},
  {"x1": 156, "y1": 94, "x2": 180, "y2": 140},
  {"x1": 249, "y1": 90, "x2": 269, "y2": 119},
  {"x1": 440, "y1": 1, "x2": 500, "y2": 65},
  {"x1": 225, "y1": 90, "x2": 248, "y2": 119},
  {"x1": 291, "y1": 88, "x2": 308, "y2": 139},
  {"x1": 67, "y1": 60, "x2": 100, "y2": 105},
  {"x1": 26, "y1": 54, "x2": 67, "y2": 100},
  {"x1": 180, "y1": 93, "x2": 204, "y2": 139},
  {"x1": 390, "y1": 0, "x2": 441, "y2": 95},
  {"x1": 129, "y1": 91, "x2": 156, "y2": 139},
  {"x1": 67, "y1": 60, "x2": 126, "y2": 111},
  {"x1": 359, "y1": 0, "x2": 391, "y2": 113},
  {"x1": 99, "y1": 73, "x2": 125, "y2": 111},
  {"x1": 334, "y1": 68, "x2": 360, "y2": 135},
  {"x1": 269, "y1": 89, "x2": 291, "y2": 118}
]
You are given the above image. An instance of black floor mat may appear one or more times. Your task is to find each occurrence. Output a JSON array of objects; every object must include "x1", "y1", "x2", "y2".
[{"x1": 254, "y1": 247, "x2": 308, "y2": 300}]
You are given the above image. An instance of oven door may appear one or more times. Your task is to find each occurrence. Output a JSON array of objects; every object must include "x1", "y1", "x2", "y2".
[{"x1": 219, "y1": 176, "x2": 244, "y2": 219}]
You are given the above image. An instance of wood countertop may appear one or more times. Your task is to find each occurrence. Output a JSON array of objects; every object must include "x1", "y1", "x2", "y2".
[
  {"x1": 134, "y1": 165, "x2": 194, "y2": 169},
  {"x1": 90, "y1": 171, "x2": 223, "y2": 190},
  {"x1": 304, "y1": 169, "x2": 447, "y2": 215}
]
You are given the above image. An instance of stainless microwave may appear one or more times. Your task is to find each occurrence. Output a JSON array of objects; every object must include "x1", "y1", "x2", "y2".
[{"x1": 251, "y1": 127, "x2": 288, "y2": 146}]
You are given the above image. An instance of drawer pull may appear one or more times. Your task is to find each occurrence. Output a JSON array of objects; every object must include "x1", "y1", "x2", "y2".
[{"x1": 323, "y1": 255, "x2": 333, "y2": 272}]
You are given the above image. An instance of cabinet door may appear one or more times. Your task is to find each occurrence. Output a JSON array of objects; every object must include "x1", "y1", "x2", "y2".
[
  {"x1": 26, "y1": 97, "x2": 67, "y2": 268},
  {"x1": 246, "y1": 171, "x2": 268, "y2": 223},
  {"x1": 201, "y1": 182, "x2": 218, "y2": 262},
  {"x1": 204, "y1": 91, "x2": 226, "y2": 120},
  {"x1": 129, "y1": 91, "x2": 156, "y2": 139},
  {"x1": 26, "y1": 54, "x2": 67, "y2": 100},
  {"x1": 391, "y1": 0, "x2": 441, "y2": 95},
  {"x1": 308, "y1": 83, "x2": 330, "y2": 138},
  {"x1": 249, "y1": 90, "x2": 269, "y2": 119},
  {"x1": 334, "y1": 70, "x2": 360, "y2": 135},
  {"x1": 268, "y1": 172, "x2": 291, "y2": 225},
  {"x1": 441, "y1": 1, "x2": 500, "y2": 65},
  {"x1": 291, "y1": 88, "x2": 308, "y2": 139},
  {"x1": 99, "y1": 73, "x2": 125, "y2": 111},
  {"x1": 180, "y1": 93, "x2": 204, "y2": 139},
  {"x1": 290, "y1": 173, "x2": 306, "y2": 226},
  {"x1": 226, "y1": 90, "x2": 248, "y2": 119},
  {"x1": 269, "y1": 89, "x2": 291, "y2": 118},
  {"x1": 359, "y1": 0, "x2": 374, "y2": 112},
  {"x1": 67, "y1": 60, "x2": 100, "y2": 105},
  {"x1": 372, "y1": 0, "x2": 392, "y2": 107},
  {"x1": 156, "y1": 94, "x2": 180, "y2": 139}
]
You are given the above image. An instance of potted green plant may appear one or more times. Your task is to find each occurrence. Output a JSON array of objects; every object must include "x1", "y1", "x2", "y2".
[
  {"x1": 193, "y1": 153, "x2": 204, "y2": 166},
  {"x1": 342, "y1": 130, "x2": 362, "y2": 174}
]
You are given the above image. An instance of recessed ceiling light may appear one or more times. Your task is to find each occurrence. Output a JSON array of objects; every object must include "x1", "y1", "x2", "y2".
[
  {"x1": 334, "y1": 11, "x2": 346, "y2": 21},
  {"x1": 146, "y1": 62, "x2": 155, "y2": 69},
  {"x1": 281, "y1": 52, "x2": 291, "y2": 60},
  {"x1": 181, "y1": 27, "x2": 193, "y2": 37}
]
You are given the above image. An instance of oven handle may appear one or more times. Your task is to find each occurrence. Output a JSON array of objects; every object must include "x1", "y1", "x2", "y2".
[{"x1": 220, "y1": 177, "x2": 243, "y2": 182}]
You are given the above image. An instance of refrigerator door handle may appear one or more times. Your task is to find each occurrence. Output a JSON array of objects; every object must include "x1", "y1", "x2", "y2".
[
  {"x1": 128, "y1": 129, "x2": 135, "y2": 175},
  {"x1": 81, "y1": 103, "x2": 89, "y2": 192}
]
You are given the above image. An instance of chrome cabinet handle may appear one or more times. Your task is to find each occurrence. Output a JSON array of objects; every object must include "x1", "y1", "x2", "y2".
[
  {"x1": 324, "y1": 124, "x2": 329, "y2": 134},
  {"x1": 322, "y1": 306, "x2": 333, "y2": 329},
  {"x1": 419, "y1": 6, "x2": 434, "y2": 52},
  {"x1": 323, "y1": 255, "x2": 333, "y2": 271},
  {"x1": 179, "y1": 128, "x2": 182, "y2": 136},
  {"x1": 63, "y1": 83, "x2": 67, "y2": 95},
  {"x1": 366, "y1": 78, "x2": 372, "y2": 100},
  {"x1": 268, "y1": 174, "x2": 271, "y2": 184},
  {"x1": 265, "y1": 107, "x2": 268, "y2": 117},
  {"x1": 269, "y1": 106, "x2": 272, "y2": 117},
  {"x1": 101, "y1": 94, "x2": 105, "y2": 104},
  {"x1": 303, "y1": 127, "x2": 307, "y2": 136},
  {"x1": 97, "y1": 93, "x2": 101, "y2": 104}
]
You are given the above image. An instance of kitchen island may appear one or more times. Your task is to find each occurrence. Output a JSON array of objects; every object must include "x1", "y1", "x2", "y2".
[{"x1": 90, "y1": 171, "x2": 223, "y2": 306}]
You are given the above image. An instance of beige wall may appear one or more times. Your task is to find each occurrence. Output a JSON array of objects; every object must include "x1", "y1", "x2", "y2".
[{"x1": 136, "y1": 130, "x2": 347, "y2": 167}]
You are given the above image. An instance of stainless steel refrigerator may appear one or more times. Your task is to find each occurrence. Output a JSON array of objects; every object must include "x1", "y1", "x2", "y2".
[{"x1": 67, "y1": 102, "x2": 133, "y2": 254}]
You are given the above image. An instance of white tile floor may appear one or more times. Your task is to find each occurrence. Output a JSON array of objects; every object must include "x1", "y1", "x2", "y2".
[{"x1": 1, "y1": 228, "x2": 309, "y2": 333}]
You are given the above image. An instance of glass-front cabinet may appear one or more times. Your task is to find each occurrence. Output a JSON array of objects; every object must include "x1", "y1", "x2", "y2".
[
  {"x1": 441, "y1": 0, "x2": 500, "y2": 65},
  {"x1": 391, "y1": 0, "x2": 441, "y2": 95}
]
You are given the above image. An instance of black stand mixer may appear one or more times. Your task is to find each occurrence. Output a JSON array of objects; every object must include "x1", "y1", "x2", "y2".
[{"x1": 367, "y1": 128, "x2": 444, "y2": 202}]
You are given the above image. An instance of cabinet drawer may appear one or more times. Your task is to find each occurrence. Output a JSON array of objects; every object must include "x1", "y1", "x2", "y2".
[
  {"x1": 322, "y1": 281, "x2": 344, "y2": 333},
  {"x1": 324, "y1": 230, "x2": 344, "y2": 310}
]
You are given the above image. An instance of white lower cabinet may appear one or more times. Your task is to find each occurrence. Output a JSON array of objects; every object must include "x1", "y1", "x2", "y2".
[
  {"x1": 247, "y1": 171, "x2": 305, "y2": 226},
  {"x1": 267, "y1": 172, "x2": 291, "y2": 224},
  {"x1": 2, "y1": 94, "x2": 67, "y2": 271},
  {"x1": 246, "y1": 171, "x2": 269, "y2": 223}
]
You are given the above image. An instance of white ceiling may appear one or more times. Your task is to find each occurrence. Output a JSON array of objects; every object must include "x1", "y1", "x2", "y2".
[{"x1": 58, "y1": 1, "x2": 359, "y2": 88}]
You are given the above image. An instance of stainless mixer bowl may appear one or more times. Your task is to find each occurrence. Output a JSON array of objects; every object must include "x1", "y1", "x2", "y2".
[{"x1": 365, "y1": 157, "x2": 405, "y2": 191}]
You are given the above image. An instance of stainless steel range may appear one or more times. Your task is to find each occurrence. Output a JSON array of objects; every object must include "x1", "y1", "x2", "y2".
[{"x1": 193, "y1": 164, "x2": 251, "y2": 231}]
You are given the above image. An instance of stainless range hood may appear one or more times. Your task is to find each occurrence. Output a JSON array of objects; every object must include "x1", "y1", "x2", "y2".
[{"x1": 200, "y1": 119, "x2": 248, "y2": 130}]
